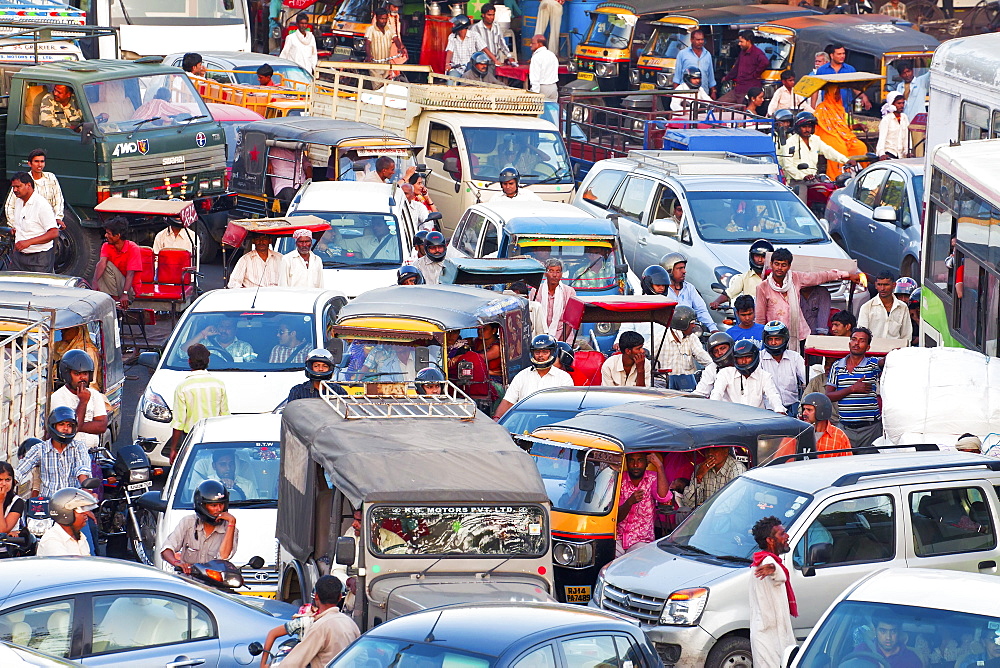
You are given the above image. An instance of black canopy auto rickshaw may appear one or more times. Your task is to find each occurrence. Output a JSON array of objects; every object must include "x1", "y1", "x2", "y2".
[{"x1": 514, "y1": 397, "x2": 813, "y2": 603}]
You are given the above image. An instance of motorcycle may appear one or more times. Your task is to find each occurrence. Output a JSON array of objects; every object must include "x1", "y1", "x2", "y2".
[
  {"x1": 94, "y1": 438, "x2": 159, "y2": 565},
  {"x1": 249, "y1": 637, "x2": 300, "y2": 666},
  {"x1": 182, "y1": 555, "x2": 266, "y2": 592},
  {"x1": 797, "y1": 153, "x2": 878, "y2": 216},
  {"x1": 0, "y1": 530, "x2": 36, "y2": 558}
]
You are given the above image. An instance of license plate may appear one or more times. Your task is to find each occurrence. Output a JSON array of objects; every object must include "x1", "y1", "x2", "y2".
[
  {"x1": 639, "y1": 83, "x2": 655, "y2": 90},
  {"x1": 578, "y1": 72, "x2": 594, "y2": 81},
  {"x1": 242, "y1": 591, "x2": 277, "y2": 599},
  {"x1": 334, "y1": 46, "x2": 352, "y2": 56},
  {"x1": 126, "y1": 482, "x2": 152, "y2": 491},
  {"x1": 564, "y1": 585, "x2": 592, "y2": 603}
]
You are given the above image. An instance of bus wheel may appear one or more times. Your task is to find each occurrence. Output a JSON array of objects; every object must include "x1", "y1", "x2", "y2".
[{"x1": 55, "y1": 211, "x2": 101, "y2": 279}]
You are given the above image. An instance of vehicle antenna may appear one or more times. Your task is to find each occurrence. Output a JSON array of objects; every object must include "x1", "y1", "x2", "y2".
[{"x1": 424, "y1": 610, "x2": 444, "y2": 643}]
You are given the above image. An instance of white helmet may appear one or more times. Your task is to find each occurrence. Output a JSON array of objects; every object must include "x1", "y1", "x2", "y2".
[{"x1": 49, "y1": 487, "x2": 98, "y2": 526}]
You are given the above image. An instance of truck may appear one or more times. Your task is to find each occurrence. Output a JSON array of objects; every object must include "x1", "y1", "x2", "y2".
[{"x1": 309, "y1": 62, "x2": 576, "y2": 235}]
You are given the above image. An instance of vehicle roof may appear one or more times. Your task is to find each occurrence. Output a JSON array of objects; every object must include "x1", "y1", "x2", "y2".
[
  {"x1": 548, "y1": 397, "x2": 810, "y2": 452},
  {"x1": 875, "y1": 157, "x2": 923, "y2": 174},
  {"x1": 511, "y1": 386, "x2": 684, "y2": 413},
  {"x1": 192, "y1": 413, "x2": 282, "y2": 442},
  {"x1": 594, "y1": 153, "x2": 781, "y2": 185},
  {"x1": 365, "y1": 602, "x2": 641, "y2": 656},
  {"x1": 294, "y1": 181, "x2": 396, "y2": 213},
  {"x1": 672, "y1": 175, "x2": 788, "y2": 192},
  {"x1": 931, "y1": 32, "x2": 1000, "y2": 85},
  {"x1": 241, "y1": 117, "x2": 411, "y2": 146},
  {"x1": 19, "y1": 59, "x2": 184, "y2": 83},
  {"x1": 0, "y1": 284, "x2": 115, "y2": 329},
  {"x1": 206, "y1": 102, "x2": 265, "y2": 122},
  {"x1": 0, "y1": 557, "x2": 180, "y2": 598},
  {"x1": 762, "y1": 15, "x2": 938, "y2": 53},
  {"x1": 442, "y1": 257, "x2": 545, "y2": 287},
  {"x1": 189, "y1": 287, "x2": 345, "y2": 313},
  {"x1": 503, "y1": 217, "x2": 617, "y2": 237},
  {"x1": 474, "y1": 200, "x2": 594, "y2": 222},
  {"x1": 929, "y1": 138, "x2": 1000, "y2": 204},
  {"x1": 280, "y1": 399, "x2": 549, "y2": 506},
  {"x1": 845, "y1": 568, "x2": 1000, "y2": 616},
  {"x1": 747, "y1": 451, "x2": 998, "y2": 494},
  {"x1": 436, "y1": 113, "x2": 559, "y2": 130},
  {"x1": 337, "y1": 285, "x2": 523, "y2": 330},
  {"x1": 619, "y1": 0, "x2": 754, "y2": 18},
  {"x1": 167, "y1": 51, "x2": 307, "y2": 69},
  {"x1": 660, "y1": 4, "x2": 819, "y2": 25}
]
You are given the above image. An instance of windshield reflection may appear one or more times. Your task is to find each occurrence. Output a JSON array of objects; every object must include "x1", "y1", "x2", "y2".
[
  {"x1": 517, "y1": 243, "x2": 618, "y2": 290},
  {"x1": 583, "y1": 13, "x2": 635, "y2": 48},
  {"x1": 644, "y1": 28, "x2": 689, "y2": 59},
  {"x1": 527, "y1": 441, "x2": 621, "y2": 516},
  {"x1": 462, "y1": 128, "x2": 573, "y2": 184},
  {"x1": 84, "y1": 74, "x2": 211, "y2": 133},
  {"x1": 335, "y1": 339, "x2": 442, "y2": 382},
  {"x1": 687, "y1": 191, "x2": 828, "y2": 244}
]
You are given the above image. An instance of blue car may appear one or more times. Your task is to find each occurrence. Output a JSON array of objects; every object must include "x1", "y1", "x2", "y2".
[
  {"x1": 328, "y1": 602, "x2": 663, "y2": 668},
  {"x1": 499, "y1": 386, "x2": 682, "y2": 435}
]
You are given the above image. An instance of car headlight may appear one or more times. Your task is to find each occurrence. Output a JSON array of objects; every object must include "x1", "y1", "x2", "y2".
[
  {"x1": 593, "y1": 575, "x2": 606, "y2": 605},
  {"x1": 552, "y1": 539, "x2": 596, "y2": 568},
  {"x1": 714, "y1": 266, "x2": 740, "y2": 288},
  {"x1": 659, "y1": 588, "x2": 708, "y2": 625},
  {"x1": 655, "y1": 72, "x2": 671, "y2": 89},
  {"x1": 628, "y1": 68, "x2": 640, "y2": 85},
  {"x1": 567, "y1": 59, "x2": 578, "y2": 74},
  {"x1": 595, "y1": 62, "x2": 617, "y2": 78},
  {"x1": 141, "y1": 387, "x2": 172, "y2": 423},
  {"x1": 594, "y1": 321, "x2": 620, "y2": 336}
]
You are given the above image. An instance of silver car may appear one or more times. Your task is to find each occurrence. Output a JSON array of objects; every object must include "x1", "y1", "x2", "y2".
[{"x1": 0, "y1": 557, "x2": 295, "y2": 667}]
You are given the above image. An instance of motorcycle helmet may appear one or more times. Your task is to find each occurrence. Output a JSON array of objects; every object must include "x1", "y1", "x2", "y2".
[
  {"x1": 414, "y1": 366, "x2": 446, "y2": 394},
  {"x1": 640, "y1": 264, "x2": 670, "y2": 295},
  {"x1": 397, "y1": 265, "x2": 425, "y2": 285},
  {"x1": 498, "y1": 166, "x2": 519, "y2": 185},
  {"x1": 762, "y1": 320, "x2": 790, "y2": 356},
  {"x1": 556, "y1": 341, "x2": 575, "y2": 372},
  {"x1": 670, "y1": 305, "x2": 697, "y2": 332},
  {"x1": 660, "y1": 252, "x2": 687, "y2": 274},
  {"x1": 907, "y1": 287, "x2": 922, "y2": 310},
  {"x1": 707, "y1": 331, "x2": 735, "y2": 368},
  {"x1": 894, "y1": 276, "x2": 918, "y2": 297},
  {"x1": 193, "y1": 479, "x2": 229, "y2": 526},
  {"x1": 733, "y1": 339, "x2": 760, "y2": 377},
  {"x1": 58, "y1": 349, "x2": 95, "y2": 388},
  {"x1": 424, "y1": 230, "x2": 447, "y2": 262},
  {"x1": 17, "y1": 436, "x2": 44, "y2": 460},
  {"x1": 529, "y1": 334, "x2": 558, "y2": 369},
  {"x1": 800, "y1": 392, "x2": 833, "y2": 422},
  {"x1": 470, "y1": 51, "x2": 490, "y2": 69},
  {"x1": 413, "y1": 229, "x2": 429, "y2": 249},
  {"x1": 304, "y1": 348, "x2": 336, "y2": 381},
  {"x1": 47, "y1": 405, "x2": 78, "y2": 445},
  {"x1": 793, "y1": 111, "x2": 817, "y2": 134},
  {"x1": 773, "y1": 108, "x2": 794, "y2": 125},
  {"x1": 48, "y1": 487, "x2": 98, "y2": 526},
  {"x1": 682, "y1": 66, "x2": 702, "y2": 87},
  {"x1": 749, "y1": 239, "x2": 774, "y2": 273},
  {"x1": 451, "y1": 13, "x2": 472, "y2": 33}
]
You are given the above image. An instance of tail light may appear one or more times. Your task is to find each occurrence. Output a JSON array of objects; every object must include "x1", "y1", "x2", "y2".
[{"x1": 96, "y1": 187, "x2": 111, "y2": 203}]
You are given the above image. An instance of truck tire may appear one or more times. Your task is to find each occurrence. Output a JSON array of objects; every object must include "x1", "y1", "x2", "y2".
[
  {"x1": 196, "y1": 221, "x2": 219, "y2": 264},
  {"x1": 56, "y1": 211, "x2": 102, "y2": 279},
  {"x1": 706, "y1": 635, "x2": 752, "y2": 668}
]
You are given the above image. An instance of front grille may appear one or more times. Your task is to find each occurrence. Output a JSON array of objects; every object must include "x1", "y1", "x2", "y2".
[
  {"x1": 243, "y1": 568, "x2": 279, "y2": 587},
  {"x1": 601, "y1": 582, "x2": 667, "y2": 623},
  {"x1": 235, "y1": 194, "x2": 271, "y2": 218},
  {"x1": 110, "y1": 145, "x2": 226, "y2": 183},
  {"x1": 577, "y1": 59, "x2": 595, "y2": 72}
]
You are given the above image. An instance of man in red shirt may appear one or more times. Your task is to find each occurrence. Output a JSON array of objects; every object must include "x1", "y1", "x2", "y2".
[
  {"x1": 93, "y1": 216, "x2": 142, "y2": 309},
  {"x1": 800, "y1": 392, "x2": 851, "y2": 458}
]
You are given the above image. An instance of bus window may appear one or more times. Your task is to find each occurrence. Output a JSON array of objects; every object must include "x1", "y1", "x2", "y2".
[
  {"x1": 955, "y1": 256, "x2": 981, "y2": 348},
  {"x1": 991, "y1": 206, "x2": 1000, "y2": 270},
  {"x1": 960, "y1": 102, "x2": 990, "y2": 141},
  {"x1": 987, "y1": 274, "x2": 1000, "y2": 357},
  {"x1": 925, "y1": 203, "x2": 955, "y2": 292},
  {"x1": 993, "y1": 110, "x2": 1000, "y2": 139}
]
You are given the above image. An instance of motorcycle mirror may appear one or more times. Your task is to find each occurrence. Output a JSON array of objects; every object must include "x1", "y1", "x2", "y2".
[
  {"x1": 248, "y1": 642, "x2": 264, "y2": 657},
  {"x1": 427, "y1": 212, "x2": 443, "y2": 221},
  {"x1": 796, "y1": 163, "x2": 809, "y2": 170},
  {"x1": 137, "y1": 490, "x2": 168, "y2": 513},
  {"x1": 82, "y1": 477, "x2": 101, "y2": 490},
  {"x1": 247, "y1": 555, "x2": 265, "y2": 570}
]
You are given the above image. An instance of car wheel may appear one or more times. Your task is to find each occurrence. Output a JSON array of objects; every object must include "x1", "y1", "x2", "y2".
[
  {"x1": 706, "y1": 635, "x2": 753, "y2": 668},
  {"x1": 55, "y1": 210, "x2": 101, "y2": 279}
]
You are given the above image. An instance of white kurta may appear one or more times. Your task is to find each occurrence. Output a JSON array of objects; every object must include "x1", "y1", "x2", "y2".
[{"x1": 749, "y1": 555, "x2": 795, "y2": 668}]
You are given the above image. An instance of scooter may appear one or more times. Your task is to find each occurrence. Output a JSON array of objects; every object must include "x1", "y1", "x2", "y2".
[
  {"x1": 183, "y1": 555, "x2": 266, "y2": 592},
  {"x1": 249, "y1": 637, "x2": 300, "y2": 666}
]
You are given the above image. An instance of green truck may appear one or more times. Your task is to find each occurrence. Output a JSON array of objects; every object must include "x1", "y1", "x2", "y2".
[{"x1": 2, "y1": 58, "x2": 229, "y2": 277}]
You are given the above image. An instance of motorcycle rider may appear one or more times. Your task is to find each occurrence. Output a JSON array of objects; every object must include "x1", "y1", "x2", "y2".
[
  {"x1": 36, "y1": 487, "x2": 97, "y2": 556},
  {"x1": 692, "y1": 331, "x2": 735, "y2": 398},
  {"x1": 284, "y1": 349, "x2": 346, "y2": 405},
  {"x1": 279, "y1": 575, "x2": 360, "y2": 668},
  {"x1": 412, "y1": 230, "x2": 447, "y2": 285},
  {"x1": 710, "y1": 339, "x2": 786, "y2": 413},
  {"x1": 670, "y1": 67, "x2": 713, "y2": 113},
  {"x1": 461, "y1": 51, "x2": 502, "y2": 84},
  {"x1": 397, "y1": 264, "x2": 425, "y2": 286},
  {"x1": 640, "y1": 264, "x2": 670, "y2": 296},
  {"x1": 783, "y1": 111, "x2": 856, "y2": 192},
  {"x1": 414, "y1": 366, "x2": 445, "y2": 395},
  {"x1": 161, "y1": 480, "x2": 238, "y2": 574},
  {"x1": 711, "y1": 239, "x2": 773, "y2": 309},
  {"x1": 489, "y1": 167, "x2": 541, "y2": 202},
  {"x1": 493, "y1": 334, "x2": 572, "y2": 419},
  {"x1": 15, "y1": 407, "x2": 91, "y2": 500}
]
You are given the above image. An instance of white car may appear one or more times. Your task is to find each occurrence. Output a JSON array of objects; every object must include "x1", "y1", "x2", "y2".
[
  {"x1": 143, "y1": 414, "x2": 282, "y2": 597},
  {"x1": 273, "y1": 181, "x2": 420, "y2": 299},
  {"x1": 134, "y1": 287, "x2": 347, "y2": 466}
]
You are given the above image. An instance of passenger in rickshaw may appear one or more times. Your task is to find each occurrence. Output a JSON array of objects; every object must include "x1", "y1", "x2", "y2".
[
  {"x1": 471, "y1": 323, "x2": 503, "y2": 382},
  {"x1": 814, "y1": 86, "x2": 866, "y2": 179},
  {"x1": 616, "y1": 452, "x2": 670, "y2": 556},
  {"x1": 670, "y1": 446, "x2": 746, "y2": 510},
  {"x1": 361, "y1": 343, "x2": 411, "y2": 381},
  {"x1": 446, "y1": 330, "x2": 492, "y2": 398},
  {"x1": 269, "y1": 147, "x2": 311, "y2": 198}
]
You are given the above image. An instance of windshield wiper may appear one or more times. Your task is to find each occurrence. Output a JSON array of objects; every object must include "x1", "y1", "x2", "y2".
[
  {"x1": 667, "y1": 543, "x2": 710, "y2": 556},
  {"x1": 715, "y1": 554, "x2": 752, "y2": 564},
  {"x1": 128, "y1": 117, "x2": 160, "y2": 136},
  {"x1": 229, "y1": 500, "x2": 276, "y2": 508},
  {"x1": 180, "y1": 114, "x2": 208, "y2": 126},
  {"x1": 532, "y1": 171, "x2": 572, "y2": 185}
]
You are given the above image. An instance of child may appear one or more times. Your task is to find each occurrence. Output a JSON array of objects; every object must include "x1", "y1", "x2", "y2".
[
  {"x1": 258, "y1": 603, "x2": 315, "y2": 668},
  {"x1": 727, "y1": 294, "x2": 765, "y2": 347}
]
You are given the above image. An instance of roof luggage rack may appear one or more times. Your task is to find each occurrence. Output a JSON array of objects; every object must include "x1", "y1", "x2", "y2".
[
  {"x1": 627, "y1": 150, "x2": 779, "y2": 176},
  {"x1": 318, "y1": 379, "x2": 477, "y2": 419}
]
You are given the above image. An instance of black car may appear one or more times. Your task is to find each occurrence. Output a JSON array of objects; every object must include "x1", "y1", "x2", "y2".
[
  {"x1": 498, "y1": 386, "x2": 683, "y2": 435},
  {"x1": 327, "y1": 602, "x2": 664, "y2": 668}
]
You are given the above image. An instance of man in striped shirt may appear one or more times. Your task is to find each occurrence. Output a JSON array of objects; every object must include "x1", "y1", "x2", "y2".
[
  {"x1": 228, "y1": 233, "x2": 285, "y2": 289},
  {"x1": 825, "y1": 328, "x2": 882, "y2": 452},
  {"x1": 169, "y1": 344, "x2": 229, "y2": 463}
]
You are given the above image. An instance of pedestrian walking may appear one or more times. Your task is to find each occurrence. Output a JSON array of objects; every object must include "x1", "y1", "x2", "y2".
[
  {"x1": 825, "y1": 327, "x2": 882, "y2": 451},
  {"x1": 5, "y1": 149, "x2": 65, "y2": 230},
  {"x1": 816, "y1": 43, "x2": 870, "y2": 111},
  {"x1": 282, "y1": 228, "x2": 324, "y2": 288},
  {"x1": 528, "y1": 34, "x2": 558, "y2": 101},
  {"x1": 279, "y1": 576, "x2": 360, "y2": 668},
  {"x1": 858, "y1": 270, "x2": 912, "y2": 341},
  {"x1": 168, "y1": 343, "x2": 230, "y2": 463},
  {"x1": 228, "y1": 232, "x2": 285, "y2": 289},
  {"x1": 280, "y1": 13, "x2": 318, "y2": 74},
  {"x1": 893, "y1": 61, "x2": 929, "y2": 118},
  {"x1": 616, "y1": 452, "x2": 669, "y2": 556},
  {"x1": 93, "y1": 216, "x2": 142, "y2": 308},
  {"x1": 673, "y1": 29, "x2": 716, "y2": 96},
  {"x1": 749, "y1": 516, "x2": 797, "y2": 668},
  {"x1": 7, "y1": 171, "x2": 58, "y2": 272},
  {"x1": 719, "y1": 30, "x2": 768, "y2": 104}
]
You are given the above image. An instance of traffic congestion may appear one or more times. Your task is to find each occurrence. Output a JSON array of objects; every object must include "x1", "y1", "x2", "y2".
[{"x1": 0, "y1": 0, "x2": 999, "y2": 666}]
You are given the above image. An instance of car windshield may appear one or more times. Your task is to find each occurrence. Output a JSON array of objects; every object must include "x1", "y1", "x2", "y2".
[
  {"x1": 332, "y1": 638, "x2": 492, "y2": 668},
  {"x1": 83, "y1": 74, "x2": 212, "y2": 133},
  {"x1": 500, "y1": 408, "x2": 576, "y2": 434},
  {"x1": 514, "y1": 240, "x2": 618, "y2": 290},
  {"x1": 462, "y1": 128, "x2": 573, "y2": 185},
  {"x1": 525, "y1": 441, "x2": 621, "y2": 516},
  {"x1": 332, "y1": 339, "x2": 442, "y2": 382},
  {"x1": 163, "y1": 310, "x2": 315, "y2": 372},
  {"x1": 796, "y1": 600, "x2": 1000, "y2": 668},
  {"x1": 332, "y1": 150, "x2": 418, "y2": 182},
  {"x1": 583, "y1": 13, "x2": 635, "y2": 48},
  {"x1": 665, "y1": 477, "x2": 811, "y2": 560},
  {"x1": 687, "y1": 190, "x2": 828, "y2": 244},
  {"x1": 232, "y1": 64, "x2": 312, "y2": 88},
  {"x1": 755, "y1": 34, "x2": 792, "y2": 70},
  {"x1": 173, "y1": 440, "x2": 280, "y2": 508},
  {"x1": 274, "y1": 212, "x2": 403, "y2": 267},
  {"x1": 369, "y1": 504, "x2": 548, "y2": 557},
  {"x1": 335, "y1": 0, "x2": 370, "y2": 23},
  {"x1": 644, "y1": 27, "x2": 689, "y2": 58},
  {"x1": 113, "y1": 0, "x2": 246, "y2": 24}
]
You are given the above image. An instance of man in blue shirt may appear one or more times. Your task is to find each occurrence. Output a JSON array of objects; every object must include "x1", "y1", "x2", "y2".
[
  {"x1": 815, "y1": 43, "x2": 871, "y2": 111},
  {"x1": 727, "y1": 295, "x2": 765, "y2": 347},
  {"x1": 672, "y1": 29, "x2": 716, "y2": 97},
  {"x1": 892, "y1": 61, "x2": 929, "y2": 118},
  {"x1": 661, "y1": 253, "x2": 718, "y2": 333},
  {"x1": 826, "y1": 327, "x2": 881, "y2": 452}
]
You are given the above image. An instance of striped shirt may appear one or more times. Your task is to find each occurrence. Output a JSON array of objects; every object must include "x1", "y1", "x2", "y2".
[
  {"x1": 170, "y1": 370, "x2": 230, "y2": 433},
  {"x1": 14, "y1": 439, "x2": 91, "y2": 497},
  {"x1": 446, "y1": 32, "x2": 485, "y2": 70},
  {"x1": 269, "y1": 344, "x2": 310, "y2": 365},
  {"x1": 364, "y1": 23, "x2": 397, "y2": 64},
  {"x1": 655, "y1": 329, "x2": 712, "y2": 376},
  {"x1": 227, "y1": 249, "x2": 285, "y2": 289},
  {"x1": 5, "y1": 171, "x2": 64, "y2": 221},
  {"x1": 827, "y1": 356, "x2": 881, "y2": 421},
  {"x1": 469, "y1": 20, "x2": 510, "y2": 62}
]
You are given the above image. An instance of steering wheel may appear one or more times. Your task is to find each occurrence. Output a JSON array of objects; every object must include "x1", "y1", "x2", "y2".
[
  {"x1": 204, "y1": 345, "x2": 234, "y2": 364},
  {"x1": 838, "y1": 651, "x2": 891, "y2": 668}
]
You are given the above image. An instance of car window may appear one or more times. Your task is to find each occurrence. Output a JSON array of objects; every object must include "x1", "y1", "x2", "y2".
[
  {"x1": 650, "y1": 184, "x2": 681, "y2": 236},
  {"x1": 174, "y1": 440, "x2": 281, "y2": 508},
  {"x1": 910, "y1": 486, "x2": 996, "y2": 557},
  {"x1": 792, "y1": 495, "x2": 895, "y2": 568},
  {"x1": 91, "y1": 594, "x2": 215, "y2": 654},
  {"x1": 0, "y1": 599, "x2": 74, "y2": 658},
  {"x1": 480, "y1": 221, "x2": 500, "y2": 257},
  {"x1": 454, "y1": 211, "x2": 486, "y2": 256},
  {"x1": 878, "y1": 172, "x2": 911, "y2": 227},
  {"x1": 560, "y1": 635, "x2": 621, "y2": 668},
  {"x1": 512, "y1": 644, "x2": 557, "y2": 668},
  {"x1": 614, "y1": 635, "x2": 644, "y2": 666},
  {"x1": 610, "y1": 176, "x2": 656, "y2": 221},
  {"x1": 853, "y1": 169, "x2": 887, "y2": 209},
  {"x1": 580, "y1": 169, "x2": 627, "y2": 210}
]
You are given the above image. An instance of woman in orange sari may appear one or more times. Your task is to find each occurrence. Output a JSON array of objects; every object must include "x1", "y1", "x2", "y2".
[{"x1": 814, "y1": 84, "x2": 867, "y2": 179}]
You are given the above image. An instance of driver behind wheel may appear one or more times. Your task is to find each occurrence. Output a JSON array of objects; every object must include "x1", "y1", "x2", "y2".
[
  {"x1": 184, "y1": 315, "x2": 256, "y2": 363},
  {"x1": 168, "y1": 344, "x2": 230, "y2": 464},
  {"x1": 853, "y1": 612, "x2": 921, "y2": 668}
]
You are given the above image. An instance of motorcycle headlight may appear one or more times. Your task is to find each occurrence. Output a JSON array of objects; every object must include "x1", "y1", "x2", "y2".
[
  {"x1": 353, "y1": 37, "x2": 366, "y2": 51},
  {"x1": 567, "y1": 59, "x2": 578, "y2": 74},
  {"x1": 655, "y1": 72, "x2": 671, "y2": 88},
  {"x1": 130, "y1": 468, "x2": 150, "y2": 483},
  {"x1": 552, "y1": 540, "x2": 596, "y2": 568},
  {"x1": 595, "y1": 62, "x2": 617, "y2": 78},
  {"x1": 628, "y1": 69, "x2": 639, "y2": 85},
  {"x1": 140, "y1": 387, "x2": 172, "y2": 423},
  {"x1": 594, "y1": 321, "x2": 620, "y2": 336},
  {"x1": 714, "y1": 265, "x2": 741, "y2": 288},
  {"x1": 659, "y1": 588, "x2": 709, "y2": 625}
]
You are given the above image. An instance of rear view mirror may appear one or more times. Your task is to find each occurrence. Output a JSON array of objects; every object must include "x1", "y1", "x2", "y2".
[
  {"x1": 443, "y1": 157, "x2": 459, "y2": 177},
  {"x1": 649, "y1": 218, "x2": 679, "y2": 237},
  {"x1": 246, "y1": 556, "x2": 265, "y2": 569},
  {"x1": 352, "y1": 160, "x2": 367, "y2": 172},
  {"x1": 326, "y1": 338, "x2": 344, "y2": 365},
  {"x1": 335, "y1": 536, "x2": 357, "y2": 566},
  {"x1": 416, "y1": 346, "x2": 430, "y2": 368},
  {"x1": 873, "y1": 205, "x2": 897, "y2": 224},
  {"x1": 711, "y1": 282, "x2": 725, "y2": 294},
  {"x1": 137, "y1": 351, "x2": 160, "y2": 369},
  {"x1": 579, "y1": 460, "x2": 597, "y2": 493},
  {"x1": 615, "y1": 263, "x2": 628, "y2": 274},
  {"x1": 416, "y1": 163, "x2": 427, "y2": 174},
  {"x1": 248, "y1": 642, "x2": 264, "y2": 657},
  {"x1": 427, "y1": 212, "x2": 443, "y2": 222}
]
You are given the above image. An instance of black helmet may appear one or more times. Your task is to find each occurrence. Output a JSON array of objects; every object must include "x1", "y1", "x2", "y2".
[
  {"x1": 498, "y1": 166, "x2": 519, "y2": 185},
  {"x1": 793, "y1": 111, "x2": 817, "y2": 133},
  {"x1": 414, "y1": 366, "x2": 445, "y2": 394},
  {"x1": 907, "y1": 287, "x2": 921, "y2": 310},
  {"x1": 397, "y1": 265, "x2": 425, "y2": 285},
  {"x1": 749, "y1": 239, "x2": 773, "y2": 272},
  {"x1": 413, "y1": 229, "x2": 429, "y2": 248},
  {"x1": 733, "y1": 339, "x2": 760, "y2": 377},
  {"x1": 707, "y1": 331, "x2": 735, "y2": 368},
  {"x1": 682, "y1": 66, "x2": 702, "y2": 87},
  {"x1": 17, "y1": 436, "x2": 44, "y2": 460},
  {"x1": 193, "y1": 479, "x2": 229, "y2": 526},
  {"x1": 670, "y1": 305, "x2": 697, "y2": 332},
  {"x1": 58, "y1": 349, "x2": 95, "y2": 388},
  {"x1": 556, "y1": 341, "x2": 575, "y2": 372},
  {"x1": 640, "y1": 265, "x2": 670, "y2": 295},
  {"x1": 762, "y1": 320, "x2": 789, "y2": 356},
  {"x1": 424, "y1": 230, "x2": 447, "y2": 262},
  {"x1": 470, "y1": 51, "x2": 490, "y2": 68},
  {"x1": 304, "y1": 348, "x2": 335, "y2": 381},
  {"x1": 47, "y1": 406, "x2": 78, "y2": 445},
  {"x1": 529, "y1": 334, "x2": 558, "y2": 369},
  {"x1": 451, "y1": 13, "x2": 471, "y2": 32},
  {"x1": 800, "y1": 392, "x2": 833, "y2": 422},
  {"x1": 773, "y1": 108, "x2": 794, "y2": 124}
]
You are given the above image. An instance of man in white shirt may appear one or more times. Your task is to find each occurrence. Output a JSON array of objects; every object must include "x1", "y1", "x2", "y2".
[
  {"x1": 711, "y1": 340, "x2": 785, "y2": 413},
  {"x1": 152, "y1": 220, "x2": 196, "y2": 255},
  {"x1": 857, "y1": 270, "x2": 912, "y2": 342},
  {"x1": 401, "y1": 183, "x2": 431, "y2": 229},
  {"x1": 280, "y1": 13, "x2": 318, "y2": 74},
  {"x1": 759, "y1": 321, "x2": 806, "y2": 415},
  {"x1": 531, "y1": 258, "x2": 577, "y2": 341},
  {"x1": 49, "y1": 350, "x2": 108, "y2": 452},
  {"x1": 528, "y1": 34, "x2": 558, "y2": 101},
  {"x1": 494, "y1": 334, "x2": 572, "y2": 418},
  {"x1": 490, "y1": 167, "x2": 542, "y2": 202},
  {"x1": 36, "y1": 487, "x2": 97, "y2": 556},
  {"x1": 671, "y1": 67, "x2": 713, "y2": 114},
  {"x1": 228, "y1": 233, "x2": 286, "y2": 289},
  {"x1": 766, "y1": 70, "x2": 813, "y2": 116},
  {"x1": 362, "y1": 156, "x2": 397, "y2": 184},
  {"x1": 283, "y1": 228, "x2": 324, "y2": 288},
  {"x1": 8, "y1": 171, "x2": 59, "y2": 272},
  {"x1": 782, "y1": 114, "x2": 855, "y2": 183},
  {"x1": 601, "y1": 331, "x2": 651, "y2": 386}
]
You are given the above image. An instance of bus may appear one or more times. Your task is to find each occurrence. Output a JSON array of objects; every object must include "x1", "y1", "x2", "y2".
[
  {"x1": 926, "y1": 32, "x2": 1000, "y2": 156},
  {"x1": 920, "y1": 139, "x2": 1000, "y2": 356}
]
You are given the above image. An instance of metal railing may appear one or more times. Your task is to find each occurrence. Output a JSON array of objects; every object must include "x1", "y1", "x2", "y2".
[{"x1": 319, "y1": 379, "x2": 477, "y2": 420}]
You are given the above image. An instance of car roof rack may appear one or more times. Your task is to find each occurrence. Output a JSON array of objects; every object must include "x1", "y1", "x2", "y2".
[
  {"x1": 318, "y1": 380, "x2": 477, "y2": 419},
  {"x1": 765, "y1": 443, "x2": 940, "y2": 466},
  {"x1": 832, "y1": 459, "x2": 1000, "y2": 487},
  {"x1": 627, "y1": 150, "x2": 779, "y2": 176}
]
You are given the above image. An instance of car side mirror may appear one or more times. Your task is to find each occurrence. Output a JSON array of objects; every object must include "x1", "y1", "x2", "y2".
[
  {"x1": 818, "y1": 217, "x2": 829, "y2": 233},
  {"x1": 80, "y1": 122, "x2": 95, "y2": 146},
  {"x1": 137, "y1": 490, "x2": 167, "y2": 514},
  {"x1": 649, "y1": 218, "x2": 678, "y2": 237},
  {"x1": 335, "y1": 536, "x2": 357, "y2": 566},
  {"x1": 223, "y1": 0, "x2": 235, "y2": 9},
  {"x1": 415, "y1": 163, "x2": 427, "y2": 174},
  {"x1": 137, "y1": 351, "x2": 160, "y2": 369},
  {"x1": 802, "y1": 542, "x2": 832, "y2": 577},
  {"x1": 873, "y1": 205, "x2": 897, "y2": 224},
  {"x1": 834, "y1": 173, "x2": 851, "y2": 188},
  {"x1": 615, "y1": 263, "x2": 628, "y2": 274},
  {"x1": 443, "y1": 157, "x2": 459, "y2": 177}
]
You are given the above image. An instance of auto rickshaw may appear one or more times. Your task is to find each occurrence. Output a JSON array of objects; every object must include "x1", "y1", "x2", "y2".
[
  {"x1": 276, "y1": 389, "x2": 555, "y2": 628},
  {"x1": 513, "y1": 396, "x2": 814, "y2": 604},
  {"x1": 230, "y1": 117, "x2": 421, "y2": 218}
]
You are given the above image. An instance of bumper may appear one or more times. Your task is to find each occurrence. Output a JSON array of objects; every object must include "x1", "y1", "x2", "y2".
[
  {"x1": 644, "y1": 625, "x2": 715, "y2": 668},
  {"x1": 132, "y1": 410, "x2": 173, "y2": 467}
]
